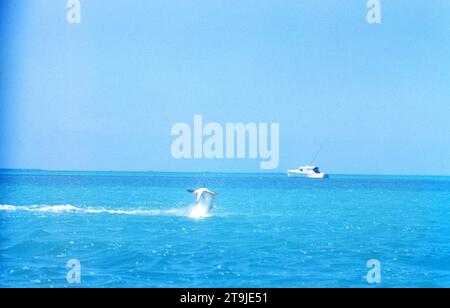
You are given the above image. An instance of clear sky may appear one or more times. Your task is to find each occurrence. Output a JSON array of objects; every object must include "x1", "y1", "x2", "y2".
[{"x1": 1, "y1": 0, "x2": 449, "y2": 175}]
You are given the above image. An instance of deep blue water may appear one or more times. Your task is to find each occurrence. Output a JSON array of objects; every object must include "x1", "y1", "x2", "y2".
[{"x1": 0, "y1": 170, "x2": 449, "y2": 287}]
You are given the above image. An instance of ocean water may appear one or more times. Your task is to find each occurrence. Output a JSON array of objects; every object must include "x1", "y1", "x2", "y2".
[{"x1": 0, "y1": 170, "x2": 449, "y2": 288}]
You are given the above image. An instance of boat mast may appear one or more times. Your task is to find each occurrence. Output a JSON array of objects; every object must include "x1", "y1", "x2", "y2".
[{"x1": 309, "y1": 138, "x2": 328, "y2": 165}]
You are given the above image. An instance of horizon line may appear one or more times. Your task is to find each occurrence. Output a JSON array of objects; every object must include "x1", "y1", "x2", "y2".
[{"x1": 0, "y1": 168, "x2": 449, "y2": 178}]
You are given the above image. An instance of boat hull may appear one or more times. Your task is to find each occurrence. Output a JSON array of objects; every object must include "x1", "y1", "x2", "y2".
[{"x1": 287, "y1": 171, "x2": 329, "y2": 179}]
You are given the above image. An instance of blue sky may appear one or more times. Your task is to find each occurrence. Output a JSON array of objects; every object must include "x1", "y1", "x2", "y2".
[{"x1": 1, "y1": 0, "x2": 449, "y2": 174}]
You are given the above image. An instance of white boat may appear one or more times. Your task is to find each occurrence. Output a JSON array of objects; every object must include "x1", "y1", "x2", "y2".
[{"x1": 287, "y1": 166, "x2": 328, "y2": 179}]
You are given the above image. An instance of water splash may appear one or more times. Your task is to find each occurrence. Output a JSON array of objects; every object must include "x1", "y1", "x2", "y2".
[{"x1": 187, "y1": 201, "x2": 213, "y2": 219}]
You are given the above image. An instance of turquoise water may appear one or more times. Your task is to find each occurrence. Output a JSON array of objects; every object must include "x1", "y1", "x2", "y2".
[{"x1": 0, "y1": 170, "x2": 449, "y2": 287}]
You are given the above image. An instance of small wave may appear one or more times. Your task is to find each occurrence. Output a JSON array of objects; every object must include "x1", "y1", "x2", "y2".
[{"x1": 0, "y1": 204, "x2": 186, "y2": 217}]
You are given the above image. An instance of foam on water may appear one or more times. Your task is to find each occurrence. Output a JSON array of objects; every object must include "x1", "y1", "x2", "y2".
[{"x1": 0, "y1": 204, "x2": 187, "y2": 217}]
